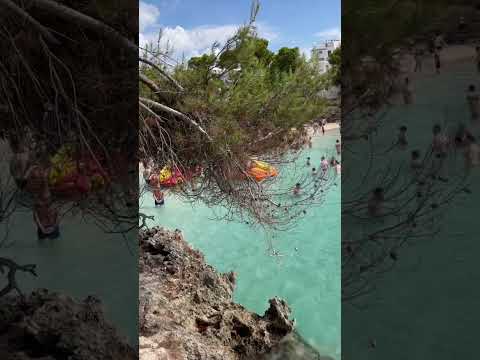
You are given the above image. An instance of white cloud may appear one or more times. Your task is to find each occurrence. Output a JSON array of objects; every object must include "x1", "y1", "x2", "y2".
[
  {"x1": 138, "y1": 4, "x2": 279, "y2": 61},
  {"x1": 301, "y1": 47, "x2": 313, "y2": 60},
  {"x1": 140, "y1": 1, "x2": 160, "y2": 32},
  {"x1": 315, "y1": 27, "x2": 341, "y2": 40},
  {"x1": 256, "y1": 22, "x2": 279, "y2": 42},
  {"x1": 140, "y1": 24, "x2": 239, "y2": 60}
]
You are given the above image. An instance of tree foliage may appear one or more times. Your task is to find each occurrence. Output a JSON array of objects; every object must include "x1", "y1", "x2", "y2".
[{"x1": 139, "y1": 1, "x2": 337, "y2": 229}]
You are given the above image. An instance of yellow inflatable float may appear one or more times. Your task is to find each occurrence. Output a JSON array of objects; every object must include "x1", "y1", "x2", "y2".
[{"x1": 247, "y1": 160, "x2": 278, "y2": 182}]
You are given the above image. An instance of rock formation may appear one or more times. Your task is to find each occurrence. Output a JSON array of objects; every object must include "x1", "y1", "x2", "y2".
[
  {"x1": 0, "y1": 289, "x2": 137, "y2": 359},
  {"x1": 139, "y1": 227, "x2": 295, "y2": 360}
]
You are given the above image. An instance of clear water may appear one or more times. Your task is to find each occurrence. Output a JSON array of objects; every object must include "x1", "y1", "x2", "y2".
[
  {"x1": 343, "y1": 58, "x2": 480, "y2": 359},
  {"x1": 0, "y1": 143, "x2": 138, "y2": 346},
  {"x1": 140, "y1": 129, "x2": 341, "y2": 359}
]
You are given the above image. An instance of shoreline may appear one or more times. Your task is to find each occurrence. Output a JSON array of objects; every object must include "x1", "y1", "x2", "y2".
[{"x1": 307, "y1": 123, "x2": 340, "y2": 138}]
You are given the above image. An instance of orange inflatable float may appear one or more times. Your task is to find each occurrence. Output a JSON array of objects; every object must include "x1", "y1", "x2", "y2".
[{"x1": 247, "y1": 160, "x2": 278, "y2": 182}]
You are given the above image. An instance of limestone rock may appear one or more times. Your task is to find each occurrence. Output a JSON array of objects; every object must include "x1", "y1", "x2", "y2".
[
  {"x1": 0, "y1": 289, "x2": 137, "y2": 359},
  {"x1": 139, "y1": 227, "x2": 296, "y2": 360}
]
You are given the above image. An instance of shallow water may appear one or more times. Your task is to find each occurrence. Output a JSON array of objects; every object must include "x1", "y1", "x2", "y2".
[
  {"x1": 0, "y1": 142, "x2": 138, "y2": 346},
  {"x1": 343, "y1": 59, "x2": 480, "y2": 359},
  {"x1": 141, "y1": 129, "x2": 341, "y2": 359}
]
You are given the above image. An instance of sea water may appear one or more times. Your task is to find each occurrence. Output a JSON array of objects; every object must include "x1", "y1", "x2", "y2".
[
  {"x1": 0, "y1": 141, "x2": 138, "y2": 346},
  {"x1": 140, "y1": 129, "x2": 341, "y2": 359},
  {"x1": 343, "y1": 58, "x2": 480, "y2": 359}
]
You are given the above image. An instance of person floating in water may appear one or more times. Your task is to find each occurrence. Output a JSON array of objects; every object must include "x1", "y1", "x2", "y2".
[
  {"x1": 293, "y1": 183, "x2": 301, "y2": 196},
  {"x1": 335, "y1": 139, "x2": 341, "y2": 155},
  {"x1": 153, "y1": 188, "x2": 165, "y2": 206},
  {"x1": 466, "y1": 84, "x2": 480, "y2": 121}
]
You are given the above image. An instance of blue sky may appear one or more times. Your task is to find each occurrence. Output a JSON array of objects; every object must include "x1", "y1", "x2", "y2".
[{"x1": 140, "y1": 0, "x2": 340, "y2": 60}]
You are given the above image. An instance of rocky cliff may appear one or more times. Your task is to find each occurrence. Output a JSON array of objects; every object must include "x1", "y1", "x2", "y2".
[
  {"x1": 0, "y1": 289, "x2": 137, "y2": 359},
  {"x1": 139, "y1": 227, "x2": 296, "y2": 360}
]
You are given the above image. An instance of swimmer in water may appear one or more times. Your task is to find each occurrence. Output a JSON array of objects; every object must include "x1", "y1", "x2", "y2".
[
  {"x1": 293, "y1": 183, "x2": 301, "y2": 196},
  {"x1": 306, "y1": 157, "x2": 311, "y2": 166}
]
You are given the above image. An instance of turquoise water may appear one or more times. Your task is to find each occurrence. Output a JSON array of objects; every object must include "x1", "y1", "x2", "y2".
[
  {"x1": 0, "y1": 145, "x2": 138, "y2": 346},
  {"x1": 141, "y1": 129, "x2": 341, "y2": 359},
  {"x1": 343, "y1": 58, "x2": 480, "y2": 359}
]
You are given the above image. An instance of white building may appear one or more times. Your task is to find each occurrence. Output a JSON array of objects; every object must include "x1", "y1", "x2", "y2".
[{"x1": 311, "y1": 40, "x2": 340, "y2": 74}]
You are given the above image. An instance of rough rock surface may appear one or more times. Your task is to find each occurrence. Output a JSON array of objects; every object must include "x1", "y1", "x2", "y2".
[
  {"x1": 0, "y1": 289, "x2": 137, "y2": 359},
  {"x1": 258, "y1": 332, "x2": 335, "y2": 360},
  {"x1": 139, "y1": 227, "x2": 295, "y2": 360}
]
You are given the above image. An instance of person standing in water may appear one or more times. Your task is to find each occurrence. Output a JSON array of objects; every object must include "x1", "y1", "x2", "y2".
[
  {"x1": 335, "y1": 160, "x2": 341, "y2": 175},
  {"x1": 306, "y1": 157, "x2": 311, "y2": 166},
  {"x1": 402, "y1": 77, "x2": 413, "y2": 104},
  {"x1": 33, "y1": 189, "x2": 60, "y2": 240},
  {"x1": 9, "y1": 137, "x2": 30, "y2": 190},
  {"x1": 434, "y1": 51, "x2": 441, "y2": 74},
  {"x1": 475, "y1": 46, "x2": 480, "y2": 73},
  {"x1": 414, "y1": 48, "x2": 424, "y2": 72},
  {"x1": 293, "y1": 183, "x2": 301, "y2": 196},
  {"x1": 432, "y1": 124, "x2": 449, "y2": 160},
  {"x1": 410, "y1": 150, "x2": 423, "y2": 170},
  {"x1": 335, "y1": 139, "x2": 341, "y2": 155},
  {"x1": 466, "y1": 84, "x2": 480, "y2": 121},
  {"x1": 320, "y1": 156, "x2": 329, "y2": 173},
  {"x1": 153, "y1": 187, "x2": 165, "y2": 206},
  {"x1": 397, "y1": 125, "x2": 408, "y2": 148},
  {"x1": 368, "y1": 187, "x2": 385, "y2": 217}
]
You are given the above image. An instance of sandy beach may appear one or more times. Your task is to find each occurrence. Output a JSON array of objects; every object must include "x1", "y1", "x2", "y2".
[{"x1": 307, "y1": 122, "x2": 340, "y2": 138}]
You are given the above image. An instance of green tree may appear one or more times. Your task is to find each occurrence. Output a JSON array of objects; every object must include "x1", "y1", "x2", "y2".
[
  {"x1": 271, "y1": 47, "x2": 301, "y2": 74},
  {"x1": 327, "y1": 46, "x2": 341, "y2": 85}
]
